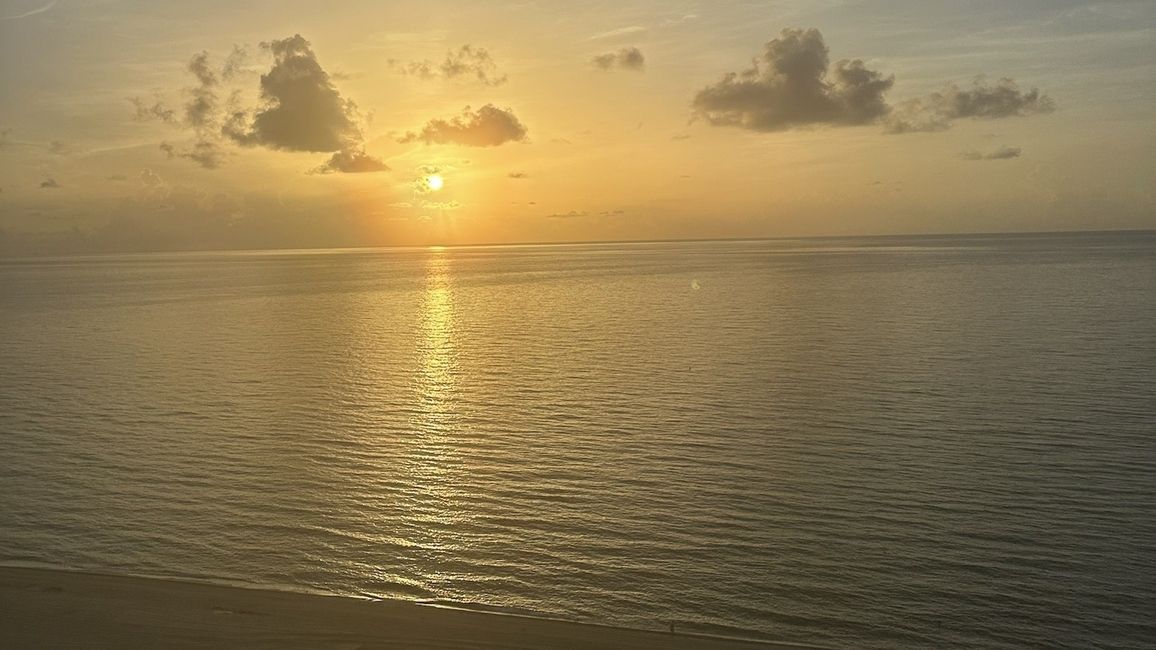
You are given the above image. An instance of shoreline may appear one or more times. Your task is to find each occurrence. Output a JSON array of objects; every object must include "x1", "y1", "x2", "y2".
[{"x1": 0, "y1": 566, "x2": 818, "y2": 649}]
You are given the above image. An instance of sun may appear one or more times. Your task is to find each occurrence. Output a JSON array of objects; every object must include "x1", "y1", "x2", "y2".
[{"x1": 425, "y1": 174, "x2": 444, "y2": 191}]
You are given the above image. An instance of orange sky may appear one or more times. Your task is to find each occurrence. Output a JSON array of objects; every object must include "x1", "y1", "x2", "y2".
[{"x1": 1, "y1": 0, "x2": 1153, "y2": 254}]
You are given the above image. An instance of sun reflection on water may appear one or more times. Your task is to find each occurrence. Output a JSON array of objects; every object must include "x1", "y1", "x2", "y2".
[
  {"x1": 406, "y1": 249, "x2": 463, "y2": 560},
  {"x1": 418, "y1": 251, "x2": 457, "y2": 426}
]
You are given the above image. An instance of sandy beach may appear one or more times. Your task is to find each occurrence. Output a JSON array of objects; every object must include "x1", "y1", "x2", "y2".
[{"x1": 0, "y1": 567, "x2": 812, "y2": 649}]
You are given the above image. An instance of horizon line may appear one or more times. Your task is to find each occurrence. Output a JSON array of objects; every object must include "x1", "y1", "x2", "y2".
[{"x1": 1, "y1": 226, "x2": 1152, "y2": 261}]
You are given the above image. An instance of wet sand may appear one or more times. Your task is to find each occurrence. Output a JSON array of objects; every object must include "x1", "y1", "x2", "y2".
[{"x1": 0, "y1": 567, "x2": 813, "y2": 649}]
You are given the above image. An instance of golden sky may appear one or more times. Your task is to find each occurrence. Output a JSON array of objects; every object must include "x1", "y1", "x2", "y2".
[{"x1": 1, "y1": 0, "x2": 1153, "y2": 254}]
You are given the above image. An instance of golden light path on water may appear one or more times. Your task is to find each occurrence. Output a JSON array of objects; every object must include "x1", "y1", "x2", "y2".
[
  {"x1": 419, "y1": 250, "x2": 456, "y2": 420},
  {"x1": 408, "y1": 248, "x2": 460, "y2": 560}
]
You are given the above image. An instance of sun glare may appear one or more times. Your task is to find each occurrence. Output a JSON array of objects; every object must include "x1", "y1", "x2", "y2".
[{"x1": 426, "y1": 174, "x2": 444, "y2": 191}]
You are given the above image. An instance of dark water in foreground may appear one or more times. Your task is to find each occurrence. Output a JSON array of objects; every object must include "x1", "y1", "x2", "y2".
[{"x1": 2, "y1": 232, "x2": 1155, "y2": 648}]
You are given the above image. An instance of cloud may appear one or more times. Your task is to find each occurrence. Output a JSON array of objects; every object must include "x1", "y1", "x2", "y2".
[
  {"x1": 220, "y1": 45, "x2": 248, "y2": 81},
  {"x1": 0, "y1": 128, "x2": 10, "y2": 149},
  {"x1": 419, "y1": 200, "x2": 460, "y2": 211},
  {"x1": 160, "y1": 140, "x2": 227, "y2": 169},
  {"x1": 545, "y1": 210, "x2": 588, "y2": 219},
  {"x1": 398, "y1": 104, "x2": 527, "y2": 147},
  {"x1": 107, "y1": 174, "x2": 128, "y2": 182},
  {"x1": 592, "y1": 47, "x2": 645, "y2": 71},
  {"x1": 140, "y1": 168, "x2": 163, "y2": 187},
  {"x1": 39, "y1": 177, "x2": 60, "y2": 189},
  {"x1": 309, "y1": 148, "x2": 389, "y2": 174},
  {"x1": 136, "y1": 35, "x2": 379, "y2": 174},
  {"x1": 885, "y1": 78, "x2": 1056, "y2": 133},
  {"x1": 224, "y1": 34, "x2": 361, "y2": 152},
  {"x1": 390, "y1": 45, "x2": 507, "y2": 86},
  {"x1": 693, "y1": 29, "x2": 1054, "y2": 135},
  {"x1": 181, "y1": 140, "x2": 227, "y2": 169},
  {"x1": 960, "y1": 146, "x2": 1022, "y2": 160},
  {"x1": 0, "y1": 0, "x2": 56, "y2": 21},
  {"x1": 133, "y1": 50, "x2": 237, "y2": 168},
  {"x1": 131, "y1": 96, "x2": 177, "y2": 124},
  {"x1": 693, "y1": 29, "x2": 892, "y2": 131},
  {"x1": 390, "y1": 196, "x2": 461, "y2": 211},
  {"x1": 507, "y1": 171, "x2": 528, "y2": 179},
  {"x1": 692, "y1": 28, "x2": 893, "y2": 132},
  {"x1": 589, "y1": 26, "x2": 646, "y2": 41},
  {"x1": 546, "y1": 208, "x2": 622, "y2": 219},
  {"x1": 185, "y1": 51, "x2": 219, "y2": 129}
]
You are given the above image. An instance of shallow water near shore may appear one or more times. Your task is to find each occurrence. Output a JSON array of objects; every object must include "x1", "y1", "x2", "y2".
[{"x1": 2, "y1": 232, "x2": 1155, "y2": 648}]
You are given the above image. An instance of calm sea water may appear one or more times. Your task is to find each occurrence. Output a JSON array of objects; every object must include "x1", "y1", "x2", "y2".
[{"x1": 2, "y1": 232, "x2": 1154, "y2": 648}]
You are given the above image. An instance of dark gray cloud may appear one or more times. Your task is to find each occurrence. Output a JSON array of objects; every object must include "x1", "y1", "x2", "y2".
[
  {"x1": 39, "y1": 177, "x2": 60, "y2": 189},
  {"x1": 960, "y1": 146, "x2": 1022, "y2": 160},
  {"x1": 592, "y1": 47, "x2": 645, "y2": 71},
  {"x1": 137, "y1": 35, "x2": 380, "y2": 174},
  {"x1": 310, "y1": 148, "x2": 389, "y2": 174},
  {"x1": 398, "y1": 104, "x2": 527, "y2": 147},
  {"x1": 692, "y1": 28, "x2": 893, "y2": 131},
  {"x1": 225, "y1": 35, "x2": 361, "y2": 152},
  {"x1": 694, "y1": 29, "x2": 1054, "y2": 135},
  {"x1": 390, "y1": 45, "x2": 507, "y2": 86},
  {"x1": 885, "y1": 78, "x2": 1056, "y2": 133}
]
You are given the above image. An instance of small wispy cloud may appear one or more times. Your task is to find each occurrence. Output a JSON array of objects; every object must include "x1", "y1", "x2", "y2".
[
  {"x1": 592, "y1": 47, "x2": 645, "y2": 72},
  {"x1": 960, "y1": 146, "x2": 1022, "y2": 161},
  {"x1": 589, "y1": 26, "x2": 646, "y2": 41},
  {"x1": 39, "y1": 177, "x2": 60, "y2": 189},
  {"x1": 0, "y1": 0, "x2": 56, "y2": 21},
  {"x1": 389, "y1": 45, "x2": 507, "y2": 86},
  {"x1": 544, "y1": 209, "x2": 625, "y2": 219},
  {"x1": 545, "y1": 210, "x2": 588, "y2": 219}
]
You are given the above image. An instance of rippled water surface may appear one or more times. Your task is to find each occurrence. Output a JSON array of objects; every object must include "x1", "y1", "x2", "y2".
[{"x1": 2, "y1": 232, "x2": 1155, "y2": 648}]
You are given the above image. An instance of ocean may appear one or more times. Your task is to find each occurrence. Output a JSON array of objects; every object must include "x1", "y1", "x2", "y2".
[{"x1": 2, "y1": 231, "x2": 1154, "y2": 648}]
